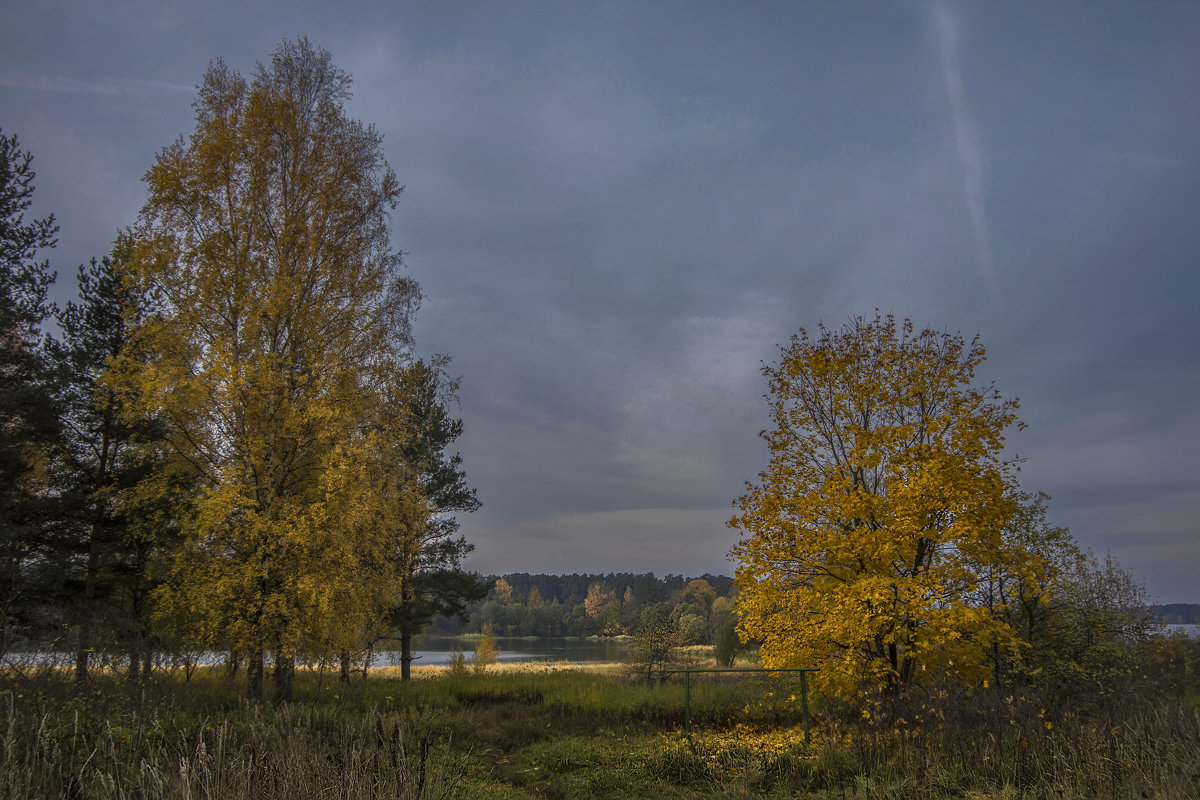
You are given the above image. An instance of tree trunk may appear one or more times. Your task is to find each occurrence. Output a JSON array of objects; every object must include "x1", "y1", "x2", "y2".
[
  {"x1": 127, "y1": 548, "x2": 150, "y2": 683},
  {"x1": 401, "y1": 630, "x2": 413, "y2": 681},
  {"x1": 76, "y1": 408, "x2": 116, "y2": 683},
  {"x1": 340, "y1": 649, "x2": 352, "y2": 682},
  {"x1": 884, "y1": 641, "x2": 901, "y2": 697},
  {"x1": 248, "y1": 648, "x2": 264, "y2": 701},
  {"x1": 74, "y1": 643, "x2": 90, "y2": 682},
  {"x1": 74, "y1": 514, "x2": 106, "y2": 682},
  {"x1": 275, "y1": 653, "x2": 294, "y2": 702},
  {"x1": 226, "y1": 650, "x2": 241, "y2": 680}
]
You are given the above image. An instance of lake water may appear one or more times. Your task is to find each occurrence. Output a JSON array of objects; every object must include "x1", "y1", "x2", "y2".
[
  {"x1": 370, "y1": 635, "x2": 630, "y2": 667},
  {"x1": 6, "y1": 636, "x2": 632, "y2": 670},
  {"x1": 1163, "y1": 623, "x2": 1200, "y2": 639}
]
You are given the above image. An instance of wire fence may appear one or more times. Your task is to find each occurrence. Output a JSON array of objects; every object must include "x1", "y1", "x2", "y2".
[{"x1": 662, "y1": 667, "x2": 819, "y2": 742}]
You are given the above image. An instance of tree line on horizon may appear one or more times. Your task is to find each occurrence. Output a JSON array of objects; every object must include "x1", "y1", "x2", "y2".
[
  {"x1": 1, "y1": 40, "x2": 487, "y2": 700},
  {"x1": 433, "y1": 571, "x2": 1194, "y2": 641},
  {"x1": 1155, "y1": 604, "x2": 1200, "y2": 625},
  {"x1": 433, "y1": 572, "x2": 735, "y2": 645}
]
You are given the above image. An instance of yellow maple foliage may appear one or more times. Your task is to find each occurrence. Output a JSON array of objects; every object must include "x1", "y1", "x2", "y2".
[{"x1": 729, "y1": 313, "x2": 1035, "y2": 698}]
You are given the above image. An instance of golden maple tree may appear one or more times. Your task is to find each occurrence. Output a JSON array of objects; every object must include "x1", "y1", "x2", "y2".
[
  {"x1": 121, "y1": 39, "x2": 419, "y2": 701},
  {"x1": 729, "y1": 313, "x2": 1036, "y2": 698}
]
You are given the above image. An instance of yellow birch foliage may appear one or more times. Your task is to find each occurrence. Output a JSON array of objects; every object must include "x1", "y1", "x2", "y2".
[
  {"x1": 472, "y1": 623, "x2": 499, "y2": 674},
  {"x1": 301, "y1": 411, "x2": 426, "y2": 658},
  {"x1": 584, "y1": 581, "x2": 618, "y2": 619},
  {"x1": 119, "y1": 39, "x2": 419, "y2": 682},
  {"x1": 730, "y1": 313, "x2": 1035, "y2": 698}
]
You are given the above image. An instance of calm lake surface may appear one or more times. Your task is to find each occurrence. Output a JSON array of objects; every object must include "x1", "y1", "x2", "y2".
[
  {"x1": 370, "y1": 635, "x2": 630, "y2": 667},
  {"x1": 6, "y1": 637, "x2": 631, "y2": 670},
  {"x1": 1163, "y1": 623, "x2": 1200, "y2": 638}
]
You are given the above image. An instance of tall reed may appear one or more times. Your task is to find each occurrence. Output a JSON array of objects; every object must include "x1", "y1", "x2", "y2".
[{"x1": 0, "y1": 690, "x2": 467, "y2": 800}]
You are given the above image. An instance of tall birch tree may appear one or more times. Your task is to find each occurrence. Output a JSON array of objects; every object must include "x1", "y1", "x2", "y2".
[{"x1": 124, "y1": 39, "x2": 419, "y2": 701}]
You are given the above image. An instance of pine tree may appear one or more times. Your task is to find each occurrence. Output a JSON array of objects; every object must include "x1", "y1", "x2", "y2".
[
  {"x1": 382, "y1": 358, "x2": 484, "y2": 681},
  {"x1": 50, "y1": 243, "x2": 171, "y2": 680},
  {"x1": 0, "y1": 129, "x2": 59, "y2": 656}
]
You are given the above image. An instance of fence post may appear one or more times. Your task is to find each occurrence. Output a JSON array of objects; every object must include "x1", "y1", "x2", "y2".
[
  {"x1": 684, "y1": 670, "x2": 692, "y2": 736},
  {"x1": 663, "y1": 667, "x2": 816, "y2": 743},
  {"x1": 800, "y1": 670, "x2": 810, "y2": 745}
]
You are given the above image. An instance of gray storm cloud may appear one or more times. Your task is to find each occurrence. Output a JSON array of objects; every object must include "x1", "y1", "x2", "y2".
[{"x1": 3, "y1": 0, "x2": 1199, "y2": 601}]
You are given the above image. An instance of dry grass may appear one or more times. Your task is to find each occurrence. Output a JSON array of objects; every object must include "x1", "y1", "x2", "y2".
[
  {"x1": 3, "y1": 656, "x2": 1197, "y2": 800},
  {"x1": 0, "y1": 696, "x2": 468, "y2": 800}
]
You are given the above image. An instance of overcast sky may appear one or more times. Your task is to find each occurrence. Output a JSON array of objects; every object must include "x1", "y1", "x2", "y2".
[{"x1": 3, "y1": 1, "x2": 1198, "y2": 601}]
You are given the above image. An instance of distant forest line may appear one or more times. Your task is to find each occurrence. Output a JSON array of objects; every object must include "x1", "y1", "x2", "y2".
[
  {"x1": 428, "y1": 572, "x2": 737, "y2": 643},
  {"x1": 1155, "y1": 604, "x2": 1200, "y2": 625},
  {"x1": 429, "y1": 572, "x2": 1197, "y2": 640}
]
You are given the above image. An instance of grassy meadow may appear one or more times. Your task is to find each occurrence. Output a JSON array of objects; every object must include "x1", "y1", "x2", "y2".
[{"x1": 3, "y1": 648, "x2": 1200, "y2": 800}]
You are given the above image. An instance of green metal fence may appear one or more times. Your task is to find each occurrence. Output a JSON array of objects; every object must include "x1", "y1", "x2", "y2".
[{"x1": 663, "y1": 668, "x2": 819, "y2": 743}]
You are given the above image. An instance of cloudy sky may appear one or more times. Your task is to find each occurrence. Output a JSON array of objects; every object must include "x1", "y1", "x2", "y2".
[{"x1": 3, "y1": 1, "x2": 1198, "y2": 601}]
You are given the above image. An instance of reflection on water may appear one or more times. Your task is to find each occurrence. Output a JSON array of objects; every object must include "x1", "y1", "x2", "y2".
[
  {"x1": 7, "y1": 637, "x2": 634, "y2": 670},
  {"x1": 370, "y1": 635, "x2": 631, "y2": 667}
]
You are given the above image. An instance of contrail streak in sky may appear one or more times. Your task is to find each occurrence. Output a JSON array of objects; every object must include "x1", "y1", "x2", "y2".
[
  {"x1": 0, "y1": 73, "x2": 192, "y2": 95},
  {"x1": 934, "y1": 1, "x2": 1001, "y2": 301}
]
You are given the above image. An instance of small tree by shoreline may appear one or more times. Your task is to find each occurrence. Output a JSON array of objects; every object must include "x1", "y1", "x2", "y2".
[
  {"x1": 625, "y1": 603, "x2": 679, "y2": 683},
  {"x1": 472, "y1": 624, "x2": 499, "y2": 675}
]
